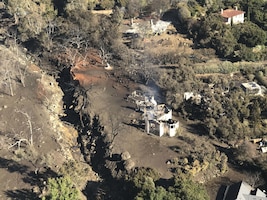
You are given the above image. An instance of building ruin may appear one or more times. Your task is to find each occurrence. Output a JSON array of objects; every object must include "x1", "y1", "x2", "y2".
[{"x1": 128, "y1": 91, "x2": 179, "y2": 137}]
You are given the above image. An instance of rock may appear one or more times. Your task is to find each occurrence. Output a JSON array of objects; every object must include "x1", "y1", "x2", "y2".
[
  {"x1": 124, "y1": 159, "x2": 135, "y2": 171},
  {"x1": 105, "y1": 160, "x2": 118, "y2": 177},
  {"x1": 121, "y1": 151, "x2": 131, "y2": 161},
  {"x1": 32, "y1": 186, "x2": 40, "y2": 194}
]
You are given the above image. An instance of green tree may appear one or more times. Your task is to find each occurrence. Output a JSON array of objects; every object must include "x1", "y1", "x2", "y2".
[
  {"x1": 194, "y1": 13, "x2": 227, "y2": 47},
  {"x1": 176, "y1": 3, "x2": 191, "y2": 24},
  {"x1": 232, "y1": 22, "x2": 266, "y2": 47},
  {"x1": 250, "y1": 99, "x2": 261, "y2": 132},
  {"x1": 43, "y1": 176, "x2": 80, "y2": 200},
  {"x1": 213, "y1": 29, "x2": 237, "y2": 57},
  {"x1": 234, "y1": 44, "x2": 256, "y2": 61},
  {"x1": 171, "y1": 174, "x2": 210, "y2": 200}
]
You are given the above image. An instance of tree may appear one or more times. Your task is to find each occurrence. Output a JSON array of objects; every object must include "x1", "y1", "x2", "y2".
[
  {"x1": 131, "y1": 168, "x2": 177, "y2": 200},
  {"x1": 42, "y1": 176, "x2": 80, "y2": 200},
  {"x1": 213, "y1": 29, "x2": 237, "y2": 57},
  {"x1": 16, "y1": 110, "x2": 34, "y2": 146},
  {"x1": 193, "y1": 13, "x2": 227, "y2": 48},
  {"x1": 125, "y1": 0, "x2": 148, "y2": 18},
  {"x1": 99, "y1": 0, "x2": 115, "y2": 9},
  {"x1": 148, "y1": 0, "x2": 170, "y2": 16},
  {"x1": 249, "y1": 99, "x2": 261, "y2": 133},
  {"x1": 64, "y1": 0, "x2": 96, "y2": 13},
  {"x1": 7, "y1": 0, "x2": 57, "y2": 42},
  {"x1": 176, "y1": 3, "x2": 191, "y2": 24},
  {"x1": 172, "y1": 174, "x2": 210, "y2": 200},
  {"x1": 232, "y1": 22, "x2": 267, "y2": 47},
  {"x1": 234, "y1": 44, "x2": 256, "y2": 61}
]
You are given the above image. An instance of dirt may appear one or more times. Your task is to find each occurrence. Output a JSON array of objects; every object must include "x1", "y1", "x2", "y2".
[{"x1": 0, "y1": 45, "x2": 99, "y2": 199}]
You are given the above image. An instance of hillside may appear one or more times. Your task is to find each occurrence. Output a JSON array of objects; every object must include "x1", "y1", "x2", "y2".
[{"x1": 0, "y1": 0, "x2": 267, "y2": 199}]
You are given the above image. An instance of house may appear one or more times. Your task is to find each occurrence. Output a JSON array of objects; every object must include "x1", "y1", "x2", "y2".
[
  {"x1": 241, "y1": 82, "x2": 263, "y2": 96},
  {"x1": 220, "y1": 7, "x2": 245, "y2": 25},
  {"x1": 216, "y1": 181, "x2": 267, "y2": 200}
]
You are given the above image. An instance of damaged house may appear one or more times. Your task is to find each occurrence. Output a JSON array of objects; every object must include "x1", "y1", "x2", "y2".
[{"x1": 128, "y1": 91, "x2": 179, "y2": 137}]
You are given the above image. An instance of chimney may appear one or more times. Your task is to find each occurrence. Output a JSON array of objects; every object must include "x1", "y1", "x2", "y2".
[
  {"x1": 150, "y1": 19, "x2": 154, "y2": 26},
  {"x1": 221, "y1": 8, "x2": 223, "y2": 14},
  {"x1": 145, "y1": 118, "x2": 150, "y2": 134},
  {"x1": 235, "y1": 6, "x2": 238, "y2": 10}
]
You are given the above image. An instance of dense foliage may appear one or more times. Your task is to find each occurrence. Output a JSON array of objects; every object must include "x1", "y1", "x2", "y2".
[
  {"x1": 42, "y1": 176, "x2": 80, "y2": 200},
  {"x1": 129, "y1": 168, "x2": 210, "y2": 200}
]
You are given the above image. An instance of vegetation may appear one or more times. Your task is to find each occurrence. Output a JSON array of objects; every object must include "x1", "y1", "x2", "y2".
[
  {"x1": 128, "y1": 168, "x2": 210, "y2": 200},
  {"x1": 42, "y1": 176, "x2": 80, "y2": 200}
]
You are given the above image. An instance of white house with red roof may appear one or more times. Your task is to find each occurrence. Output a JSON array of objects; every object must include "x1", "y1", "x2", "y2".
[{"x1": 221, "y1": 7, "x2": 245, "y2": 25}]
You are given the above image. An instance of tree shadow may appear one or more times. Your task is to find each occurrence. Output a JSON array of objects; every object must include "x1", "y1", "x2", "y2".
[
  {"x1": 5, "y1": 188, "x2": 38, "y2": 200},
  {"x1": 82, "y1": 180, "x2": 101, "y2": 200},
  {"x1": 123, "y1": 122, "x2": 144, "y2": 131},
  {"x1": 161, "y1": 8, "x2": 188, "y2": 34},
  {"x1": 0, "y1": 157, "x2": 29, "y2": 174},
  {"x1": 121, "y1": 105, "x2": 137, "y2": 112},
  {"x1": 159, "y1": 65, "x2": 178, "y2": 69},
  {"x1": 169, "y1": 145, "x2": 181, "y2": 153},
  {"x1": 156, "y1": 178, "x2": 174, "y2": 188},
  {"x1": 0, "y1": 157, "x2": 58, "y2": 199},
  {"x1": 52, "y1": 0, "x2": 67, "y2": 16},
  {"x1": 23, "y1": 167, "x2": 58, "y2": 187},
  {"x1": 186, "y1": 122, "x2": 207, "y2": 136}
]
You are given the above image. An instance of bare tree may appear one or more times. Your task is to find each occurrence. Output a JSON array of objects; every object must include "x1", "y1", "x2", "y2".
[
  {"x1": 8, "y1": 138, "x2": 29, "y2": 150},
  {"x1": 65, "y1": 47, "x2": 80, "y2": 67},
  {"x1": 15, "y1": 110, "x2": 33, "y2": 146},
  {"x1": 3, "y1": 67, "x2": 14, "y2": 96},
  {"x1": 69, "y1": 29, "x2": 85, "y2": 49},
  {"x1": 244, "y1": 171, "x2": 264, "y2": 188},
  {"x1": 99, "y1": 46, "x2": 112, "y2": 67},
  {"x1": 16, "y1": 64, "x2": 27, "y2": 87},
  {"x1": 42, "y1": 19, "x2": 56, "y2": 50}
]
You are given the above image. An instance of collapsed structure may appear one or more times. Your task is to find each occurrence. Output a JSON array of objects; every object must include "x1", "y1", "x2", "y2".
[{"x1": 128, "y1": 91, "x2": 179, "y2": 137}]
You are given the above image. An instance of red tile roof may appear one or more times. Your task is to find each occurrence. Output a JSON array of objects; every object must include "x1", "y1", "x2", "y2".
[{"x1": 221, "y1": 9, "x2": 245, "y2": 18}]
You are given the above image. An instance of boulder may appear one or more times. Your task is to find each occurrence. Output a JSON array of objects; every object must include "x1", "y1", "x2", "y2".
[
  {"x1": 124, "y1": 159, "x2": 135, "y2": 171},
  {"x1": 121, "y1": 151, "x2": 131, "y2": 161}
]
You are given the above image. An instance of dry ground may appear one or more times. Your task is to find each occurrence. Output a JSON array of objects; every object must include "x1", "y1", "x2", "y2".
[
  {"x1": 77, "y1": 63, "x2": 265, "y2": 199},
  {"x1": 0, "y1": 45, "x2": 99, "y2": 199}
]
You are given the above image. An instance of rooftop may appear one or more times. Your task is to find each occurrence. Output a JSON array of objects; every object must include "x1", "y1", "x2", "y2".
[
  {"x1": 221, "y1": 9, "x2": 245, "y2": 18},
  {"x1": 241, "y1": 82, "x2": 261, "y2": 90}
]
